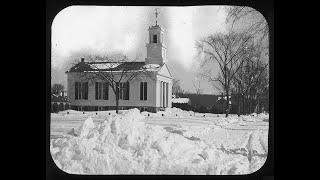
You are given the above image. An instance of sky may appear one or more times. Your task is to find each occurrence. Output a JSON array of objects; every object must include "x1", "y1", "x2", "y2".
[{"x1": 51, "y1": 6, "x2": 230, "y2": 94}]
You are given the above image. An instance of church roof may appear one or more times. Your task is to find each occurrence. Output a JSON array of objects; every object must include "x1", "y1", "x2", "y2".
[
  {"x1": 172, "y1": 98, "x2": 190, "y2": 104},
  {"x1": 66, "y1": 61, "x2": 162, "y2": 73}
]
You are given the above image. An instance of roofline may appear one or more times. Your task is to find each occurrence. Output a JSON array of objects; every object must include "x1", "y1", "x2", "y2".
[
  {"x1": 160, "y1": 63, "x2": 173, "y2": 78},
  {"x1": 66, "y1": 69, "x2": 159, "y2": 74},
  {"x1": 86, "y1": 61, "x2": 145, "y2": 64},
  {"x1": 66, "y1": 61, "x2": 148, "y2": 74},
  {"x1": 157, "y1": 73, "x2": 174, "y2": 80}
]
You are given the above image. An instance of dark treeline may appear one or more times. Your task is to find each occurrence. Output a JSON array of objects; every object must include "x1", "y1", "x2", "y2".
[{"x1": 173, "y1": 93, "x2": 268, "y2": 115}]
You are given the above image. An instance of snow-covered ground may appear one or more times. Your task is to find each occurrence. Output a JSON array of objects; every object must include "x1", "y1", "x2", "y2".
[{"x1": 50, "y1": 108, "x2": 269, "y2": 175}]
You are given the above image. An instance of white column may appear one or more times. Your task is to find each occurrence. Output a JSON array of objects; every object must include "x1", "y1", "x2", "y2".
[
  {"x1": 166, "y1": 82, "x2": 168, "y2": 107},
  {"x1": 160, "y1": 81, "x2": 163, "y2": 107},
  {"x1": 162, "y1": 82, "x2": 165, "y2": 108},
  {"x1": 163, "y1": 82, "x2": 166, "y2": 108},
  {"x1": 165, "y1": 82, "x2": 167, "y2": 107}
]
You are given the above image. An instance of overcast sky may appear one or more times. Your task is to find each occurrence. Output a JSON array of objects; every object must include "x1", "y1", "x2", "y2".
[{"x1": 51, "y1": 6, "x2": 230, "y2": 94}]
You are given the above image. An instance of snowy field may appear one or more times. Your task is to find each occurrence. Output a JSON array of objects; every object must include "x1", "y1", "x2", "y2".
[{"x1": 50, "y1": 108, "x2": 269, "y2": 175}]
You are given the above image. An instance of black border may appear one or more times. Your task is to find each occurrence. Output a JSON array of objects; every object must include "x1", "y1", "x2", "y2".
[{"x1": 46, "y1": 1, "x2": 274, "y2": 180}]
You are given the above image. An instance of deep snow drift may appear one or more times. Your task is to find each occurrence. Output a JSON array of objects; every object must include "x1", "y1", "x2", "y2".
[{"x1": 50, "y1": 108, "x2": 269, "y2": 175}]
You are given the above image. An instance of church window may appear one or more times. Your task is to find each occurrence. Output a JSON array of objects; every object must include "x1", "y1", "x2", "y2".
[
  {"x1": 75, "y1": 82, "x2": 88, "y2": 100},
  {"x1": 153, "y1": 35, "x2": 157, "y2": 43},
  {"x1": 117, "y1": 82, "x2": 130, "y2": 100},
  {"x1": 95, "y1": 82, "x2": 109, "y2": 100},
  {"x1": 140, "y1": 82, "x2": 147, "y2": 100}
]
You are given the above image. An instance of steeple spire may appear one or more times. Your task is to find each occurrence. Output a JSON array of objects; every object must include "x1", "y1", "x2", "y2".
[{"x1": 154, "y1": 8, "x2": 160, "y2": 25}]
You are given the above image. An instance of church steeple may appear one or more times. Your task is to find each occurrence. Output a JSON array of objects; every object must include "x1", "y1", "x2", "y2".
[{"x1": 145, "y1": 8, "x2": 167, "y2": 65}]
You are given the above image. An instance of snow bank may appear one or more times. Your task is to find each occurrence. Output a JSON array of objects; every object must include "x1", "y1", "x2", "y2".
[
  {"x1": 76, "y1": 117, "x2": 95, "y2": 138},
  {"x1": 50, "y1": 108, "x2": 268, "y2": 175},
  {"x1": 161, "y1": 107, "x2": 193, "y2": 117},
  {"x1": 206, "y1": 115, "x2": 240, "y2": 127},
  {"x1": 58, "y1": 110, "x2": 84, "y2": 115},
  {"x1": 241, "y1": 113, "x2": 269, "y2": 122},
  {"x1": 258, "y1": 113, "x2": 269, "y2": 122}
]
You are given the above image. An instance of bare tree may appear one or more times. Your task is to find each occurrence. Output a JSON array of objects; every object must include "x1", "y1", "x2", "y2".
[
  {"x1": 232, "y1": 45, "x2": 269, "y2": 115},
  {"x1": 226, "y1": 6, "x2": 269, "y2": 115},
  {"x1": 71, "y1": 54, "x2": 154, "y2": 114},
  {"x1": 51, "y1": 83, "x2": 64, "y2": 95},
  {"x1": 226, "y1": 6, "x2": 269, "y2": 43},
  {"x1": 196, "y1": 32, "x2": 253, "y2": 117},
  {"x1": 172, "y1": 78, "x2": 184, "y2": 97},
  {"x1": 192, "y1": 77, "x2": 203, "y2": 94},
  {"x1": 254, "y1": 63, "x2": 268, "y2": 114}
]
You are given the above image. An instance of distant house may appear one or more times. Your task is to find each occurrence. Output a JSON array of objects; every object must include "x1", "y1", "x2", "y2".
[
  {"x1": 51, "y1": 93, "x2": 70, "y2": 113},
  {"x1": 215, "y1": 95, "x2": 234, "y2": 113},
  {"x1": 217, "y1": 95, "x2": 231, "y2": 103},
  {"x1": 65, "y1": 23, "x2": 173, "y2": 113}
]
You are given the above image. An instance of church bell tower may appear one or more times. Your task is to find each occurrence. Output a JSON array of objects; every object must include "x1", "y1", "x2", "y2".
[{"x1": 145, "y1": 9, "x2": 167, "y2": 65}]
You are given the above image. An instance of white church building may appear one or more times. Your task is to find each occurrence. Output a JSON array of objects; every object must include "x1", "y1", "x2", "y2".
[{"x1": 66, "y1": 18, "x2": 173, "y2": 112}]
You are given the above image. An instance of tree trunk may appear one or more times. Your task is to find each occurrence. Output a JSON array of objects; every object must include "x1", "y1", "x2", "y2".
[
  {"x1": 257, "y1": 96, "x2": 260, "y2": 114},
  {"x1": 115, "y1": 84, "x2": 119, "y2": 114},
  {"x1": 245, "y1": 95, "x2": 248, "y2": 115},
  {"x1": 249, "y1": 96, "x2": 251, "y2": 114},
  {"x1": 247, "y1": 92, "x2": 250, "y2": 114},
  {"x1": 251, "y1": 92, "x2": 255, "y2": 114},
  {"x1": 237, "y1": 87, "x2": 241, "y2": 116},
  {"x1": 242, "y1": 95, "x2": 247, "y2": 114},
  {"x1": 226, "y1": 90, "x2": 229, "y2": 117},
  {"x1": 115, "y1": 97, "x2": 119, "y2": 114}
]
